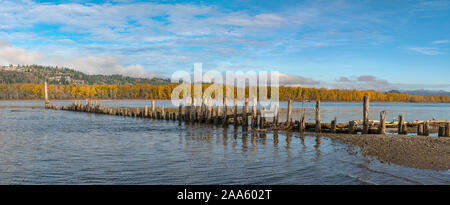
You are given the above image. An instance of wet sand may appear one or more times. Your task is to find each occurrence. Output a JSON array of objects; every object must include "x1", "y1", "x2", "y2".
[{"x1": 308, "y1": 133, "x2": 450, "y2": 170}]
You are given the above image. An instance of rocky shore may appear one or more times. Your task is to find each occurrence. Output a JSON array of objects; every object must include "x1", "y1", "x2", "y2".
[{"x1": 311, "y1": 133, "x2": 450, "y2": 170}]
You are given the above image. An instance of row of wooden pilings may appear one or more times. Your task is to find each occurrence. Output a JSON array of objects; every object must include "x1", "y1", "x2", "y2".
[{"x1": 45, "y1": 96, "x2": 450, "y2": 137}]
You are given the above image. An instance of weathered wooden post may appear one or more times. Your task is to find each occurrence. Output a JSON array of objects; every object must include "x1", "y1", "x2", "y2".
[
  {"x1": 423, "y1": 122, "x2": 430, "y2": 136},
  {"x1": 186, "y1": 97, "x2": 192, "y2": 122},
  {"x1": 197, "y1": 98, "x2": 202, "y2": 122},
  {"x1": 135, "y1": 107, "x2": 140, "y2": 117},
  {"x1": 208, "y1": 106, "x2": 214, "y2": 123},
  {"x1": 184, "y1": 104, "x2": 189, "y2": 122},
  {"x1": 215, "y1": 104, "x2": 221, "y2": 125},
  {"x1": 178, "y1": 104, "x2": 183, "y2": 121},
  {"x1": 403, "y1": 122, "x2": 408, "y2": 135},
  {"x1": 445, "y1": 123, "x2": 450, "y2": 137},
  {"x1": 234, "y1": 97, "x2": 238, "y2": 126},
  {"x1": 287, "y1": 99, "x2": 292, "y2": 126},
  {"x1": 273, "y1": 103, "x2": 279, "y2": 126},
  {"x1": 144, "y1": 105, "x2": 149, "y2": 117},
  {"x1": 151, "y1": 100, "x2": 156, "y2": 118},
  {"x1": 299, "y1": 100, "x2": 305, "y2": 132},
  {"x1": 363, "y1": 96, "x2": 369, "y2": 134},
  {"x1": 259, "y1": 106, "x2": 266, "y2": 128},
  {"x1": 418, "y1": 124, "x2": 424, "y2": 135},
  {"x1": 44, "y1": 81, "x2": 50, "y2": 108},
  {"x1": 438, "y1": 126, "x2": 445, "y2": 137},
  {"x1": 223, "y1": 97, "x2": 228, "y2": 127},
  {"x1": 207, "y1": 99, "x2": 213, "y2": 123},
  {"x1": 315, "y1": 100, "x2": 321, "y2": 132},
  {"x1": 331, "y1": 117, "x2": 337, "y2": 133},
  {"x1": 198, "y1": 99, "x2": 203, "y2": 122},
  {"x1": 243, "y1": 98, "x2": 249, "y2": 127},
  {"x1": 192, "y1": 98, "x2": 197, "y2": 122},
  {"x1": 202, "y1": 98, "x2": 207, "y2": 123},
  {"x1": 398, "y1": 114, "x2": 404, "y2": 134},
  {"x1": 161, "y1": 106, "x2": 165, "y2": 120},
  {"x1": 251, "y1": 98, "x2": 258, "y2": 128},
  {"x1": 200, "y1": 99, "x2": 206, "y2": 123},
  {"x1": 348, "y1": 121, "x2": 356, "y2": 134},
  {"x1": 379, "y1": 110, "x2": 386, "y2": 134}
]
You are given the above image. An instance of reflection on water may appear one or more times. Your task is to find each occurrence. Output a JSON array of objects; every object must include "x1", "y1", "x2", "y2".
[{"x1": 0, "y1": 102, "x2": 449, "y2": 184}]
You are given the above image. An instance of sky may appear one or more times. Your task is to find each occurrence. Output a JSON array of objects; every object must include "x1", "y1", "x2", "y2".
[{"x1": 0, "y1": 0, "x2": 449, "y2": 91}]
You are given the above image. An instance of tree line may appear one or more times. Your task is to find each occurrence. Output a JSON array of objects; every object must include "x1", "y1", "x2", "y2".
[{"x1": 0, "y1": 83, "x2": 449, "y2": 103}]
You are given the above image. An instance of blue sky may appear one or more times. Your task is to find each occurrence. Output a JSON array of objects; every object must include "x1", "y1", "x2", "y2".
[{"x1": 0, "y1": 0, "x2": 449, "y2": 91}]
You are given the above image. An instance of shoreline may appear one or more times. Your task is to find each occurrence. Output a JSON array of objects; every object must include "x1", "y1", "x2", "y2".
[{"x1": 304, "y1": 132, "x2": 450, "y2": 170}]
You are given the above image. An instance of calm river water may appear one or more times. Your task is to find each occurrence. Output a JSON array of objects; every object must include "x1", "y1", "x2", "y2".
[{"x1": 0, "y1": 100, "x2": 448, "y2": 184}]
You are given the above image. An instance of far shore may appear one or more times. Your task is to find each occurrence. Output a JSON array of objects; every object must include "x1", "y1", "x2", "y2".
[{"x1": 0, "y1": 99, "x2": 449, "y2": 104}]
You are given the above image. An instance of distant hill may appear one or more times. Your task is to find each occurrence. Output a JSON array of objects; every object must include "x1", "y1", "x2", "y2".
[
  {"x1": 389, "y1": 89, "x2": 450, "y2": 96},
  {"x1": 0, "y1": 65, "x2": 171, "y2": 85}
]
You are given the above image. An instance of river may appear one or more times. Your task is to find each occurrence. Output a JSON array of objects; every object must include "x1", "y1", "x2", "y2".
[{"x1": 0, "y1": 100, "x2": 448, "y2": 184}]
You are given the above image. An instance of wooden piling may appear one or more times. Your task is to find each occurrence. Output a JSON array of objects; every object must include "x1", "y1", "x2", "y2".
[
  {"x1": 348, "y1": 121, "x2": 356, "y2": 134},
  {"x1": 215, "y1": 105, "x2": 221, "y2": 125},
  {"x1": 398, "y1": 114, "x2": 404, "y2": 134},
  {"x1": 444, "y1": 123, "x2": 450, "y2": 137},
  {"x1": 196, "y1": 100, "x2": 201, "y2": 122},
  {"x1": 287, "y1": 99, "x2": 292, "y2": 126},
  {"x1": 299, "y1": 100, "x2": 305, "y2": 132},
  {"x1": 234, "y1": 97, "x2": 238, "y2": 127},
  {"x1": 273, "y1": 103, "x2": 279, "y2": 126},
  {"x1": 135, "y1": 107, "x2": 140, "y2": 117},
  {"x1": 185, "y1": 98, "x2": 191, "y2": 121},
  {"x1": 363, "y1": 96, "x2": 369, "y2": 134},
  {"x1": 243, "y1": 98, "x2": 249, "y2": 127},
  {"x1": 192, "y1": 98, "x2": 197, "y2": 122},
  {"x1": 418, "y1": 124, "x2": 424, "y2": 135},
  {"x1": 438, "y1": 126, "x2": 445, "y2": 137},
  {"x1": 379, "y1": 111, "x2": 386, "y2": 134},
  {"x1": 202, "y1": 99, "x2": 207, "y2": 123},
  {"x1": 445, "y1": 123, "x2": 450, "y2": 137},
  {"x1": 208, "y1": 106, "x2": 214, "y2": 123},
  {"x1": 315, "y1": 101, "x2": 321, "y2": 132},
  {"x1": 184, "y1": 105, "x2": 189, "y2": 121},
  {"x1": 178, "y1": 104, "x2": 183, "y2": 121},
  {"x1": 423, "y1": 122, "x2": 430, "y2": 136},
  {"x1": 44, "y1": 81, "x2": 49, "y2": 107},
  {"x1": 260, "y1": 106, "x2": 266, "y2": 128},
  {"x1": 207, "y1": 100, "x2": 213, "y2": 123},
  {"x1": 161, "y1": 107, "x2": 165, "y2": 120},
  {"x1": 151, "y1": 100, "x2": 156, "y2": 118},
  {"x1": 251, "y1": 98, "x2": 257, "y2": 128},
  {"x1": 331, "y1": 117, "x2": 337, "y2": 133},
  {"x1": 223, "y1": 97, "x2": 228, "y2": 127}
]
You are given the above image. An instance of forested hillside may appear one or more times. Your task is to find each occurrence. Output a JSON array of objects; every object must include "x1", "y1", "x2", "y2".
[{"x1": 0, "y1": 65, "x2": 170, "y2": 85}]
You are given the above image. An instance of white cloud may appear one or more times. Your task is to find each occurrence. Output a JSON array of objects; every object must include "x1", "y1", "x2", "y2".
[
  {"x1": 432, "y1": 40, "x2": 450, "y2": 44},
  {"x1": 0, "y1": 41, "x2": 153, "y2": 78},
  {"x1": 0, "y1": 41, "x2": 46, "y2": 65},
  {"x1": 408, "y1": 47, "x2": 443, "y2": 55},
  {"x1": 334, "y1": 75, "x2": 390, "y2": 90},
  {"x1": 277, "y1": 73, "x2": 319, "y2": 86},
  {"x1": 67, "y1": 56, "x2": 155, "y2": 78}
]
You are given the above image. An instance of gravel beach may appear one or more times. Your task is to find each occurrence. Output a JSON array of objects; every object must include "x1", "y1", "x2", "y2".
[{"x1": 307, "y1": 133, "x2": 450, "y2": 170}]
